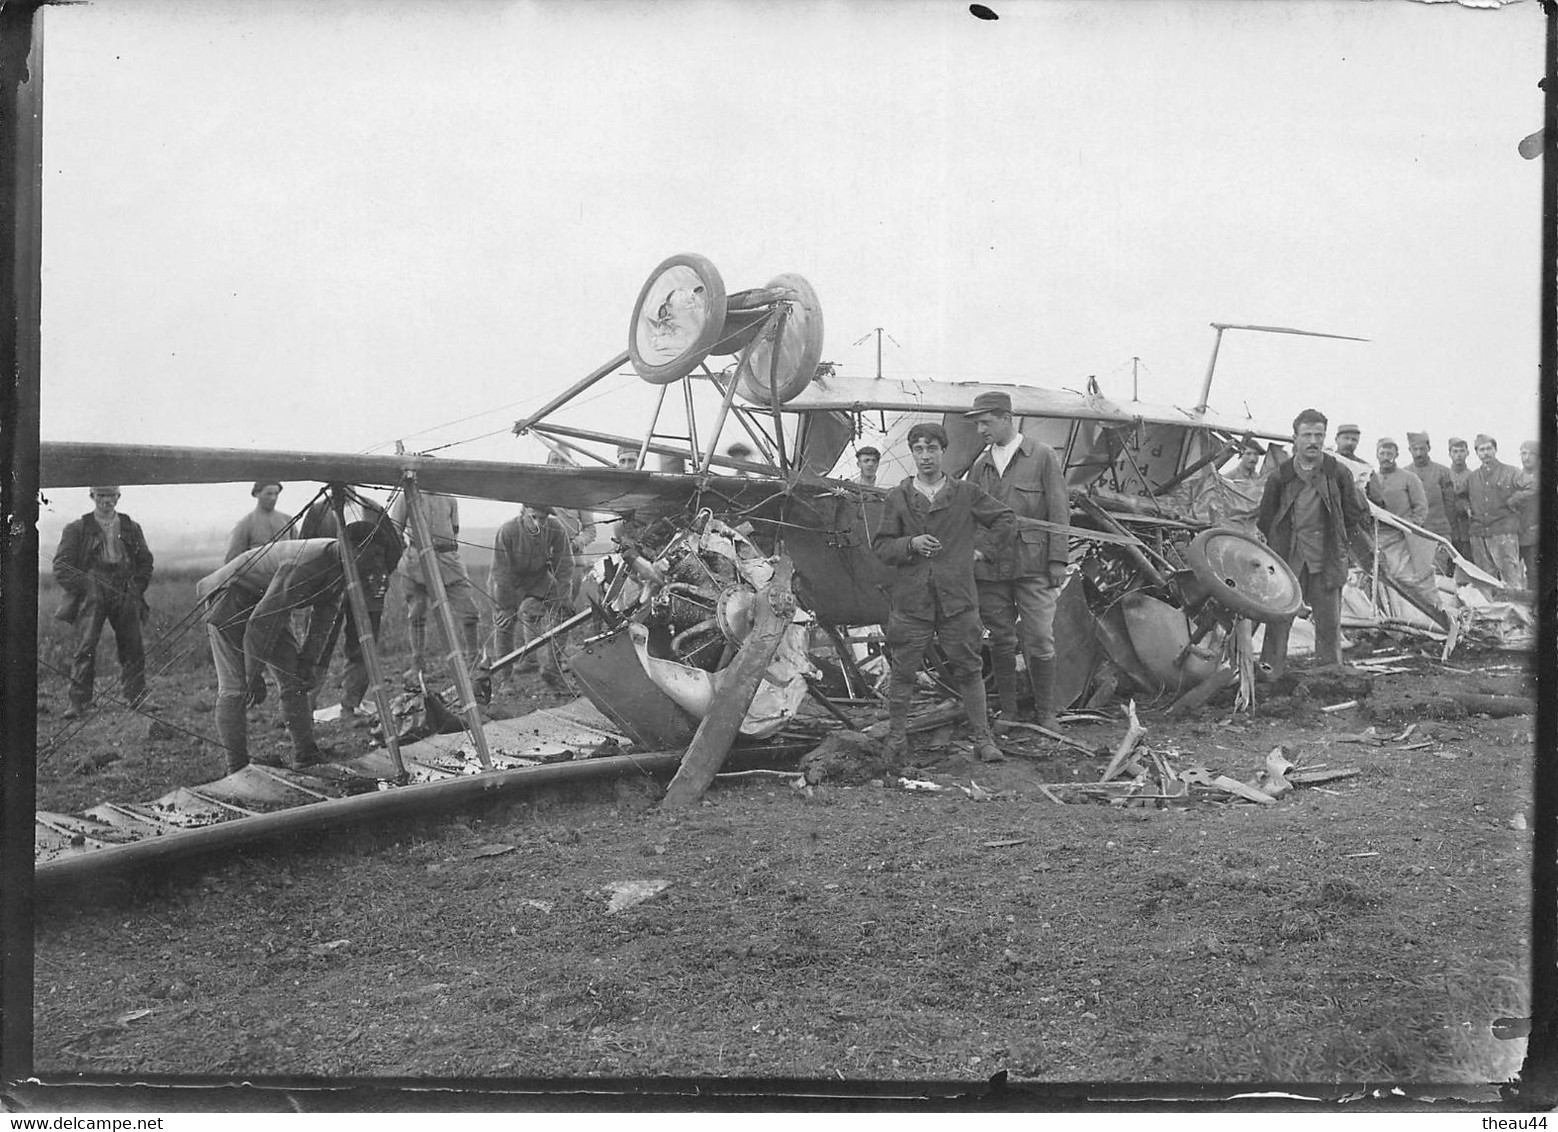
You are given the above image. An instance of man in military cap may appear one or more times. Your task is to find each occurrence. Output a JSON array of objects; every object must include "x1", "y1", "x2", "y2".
[
  {"x1": 1405, "y1": 431, "x2": 1457, "y2": 572},
  {"x1": 1330, "y1": 423, "x2": 1372, "y2": 508},
  {"x1": 1368, "y1": 438, "x2": 1445, "y2": 626},
  {"x1": 1446, "y1": 437, "x2": 1475, "y2": 561},
  {"x1": 963, "y1": 390, "x2": 1070, "y2": 731}
]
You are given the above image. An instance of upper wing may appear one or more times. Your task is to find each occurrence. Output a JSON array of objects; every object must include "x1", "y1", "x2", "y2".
[{"x1": 38, "y1": 441, "x2": 792, "y2": 520}]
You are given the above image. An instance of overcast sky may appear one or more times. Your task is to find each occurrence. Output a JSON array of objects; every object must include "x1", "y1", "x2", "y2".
[{"x1": 37, "y1": 0, "x2": 1544, "y2": 547}]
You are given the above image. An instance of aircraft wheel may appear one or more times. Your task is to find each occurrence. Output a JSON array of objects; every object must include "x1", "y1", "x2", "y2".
[
  {"x1": 1184, "y1": 526, "x2": 1303, "y2": 623},
  {"x1": 735, "y1": 273, "x2": 824, "y2": 405},
  {"x1": 629, "y1": 252, "x2": 728, "y2": 384}
]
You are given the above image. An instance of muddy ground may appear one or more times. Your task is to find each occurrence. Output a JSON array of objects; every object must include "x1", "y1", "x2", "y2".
[{"x1": 29, "y1": 584, "x2": 1536, "y2": 1092}]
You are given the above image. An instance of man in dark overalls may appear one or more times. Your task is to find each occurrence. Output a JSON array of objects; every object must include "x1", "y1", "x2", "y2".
[{"x1": 52, "y1": 485, "x2": 155, "y2": 718}]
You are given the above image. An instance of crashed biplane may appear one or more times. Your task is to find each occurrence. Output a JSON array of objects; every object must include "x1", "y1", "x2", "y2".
[{"x1": 34, "y1": 252, "x2": 1523, "y2": 885}]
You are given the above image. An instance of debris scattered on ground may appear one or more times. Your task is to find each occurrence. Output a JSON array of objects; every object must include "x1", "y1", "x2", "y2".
[
  {"x1": 468, "y1": 844, "x2": 516, "y2": 859},
  {"x1": 899, "y1": 778, "x2": 945, "y2": 792},
  {"x1": 1320, "y1": 700, "x2": 1358, "y2": 714},
  {"x1": 604, "y1": 879, "x2": 672, "y2": 913}
]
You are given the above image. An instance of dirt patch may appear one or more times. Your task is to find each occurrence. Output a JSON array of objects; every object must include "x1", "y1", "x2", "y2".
[{"x1": 31, "y1": 637, "x2": 1533, "y2": 1085}]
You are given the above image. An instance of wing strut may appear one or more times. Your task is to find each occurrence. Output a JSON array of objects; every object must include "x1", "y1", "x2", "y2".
[
  {"x1": 402, "y1": 474, "x2": 494, "y2": 771},
  {"x1": 331, "y1": 484, "x2": 408, "y2": 782}
]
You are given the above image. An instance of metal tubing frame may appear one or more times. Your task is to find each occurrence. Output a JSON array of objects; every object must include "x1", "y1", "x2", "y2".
[
  {"x1": 512, "y1": 349, "x2": 631, "y2": 435},
  {"x1": 682, "y1": 368, "x2": 701, "y2": 474},
  {"x1": 704, "y1": 365, "x2": 785, "y2": 467},
  {"x1": 331, "y1": 485, "x2": 407, "y2": 780},
  {"x1": 529, "y1": 422, "x2": 775, "y2": 476},
  {"x1": 701, "y1": 320, "x2": 772, "y2": 476},
  {"x1": 637, "y1": 383, "x2": 670, "y2": 469},
  {"x1": 765, "y1": 304, "x2": 791, "y2": 474},
  {"x1": 401, "y1": 475, "x2": 494, "y2": 770}
]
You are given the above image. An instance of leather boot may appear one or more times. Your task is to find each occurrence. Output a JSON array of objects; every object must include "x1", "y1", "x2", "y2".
[
  {"x1": 1028, "y1": 654, "x2": 1060, "y2": 731},
  {"x1": 216, "y1": 695, "x2": 249, "y2": 773},
  {"x1": 404, "y1": 620, "x2": 427, "y2": 685},
  {"x1": 280, "y1": 691, "x2": 325, "y2": 768},
  {"x1": 991, "y1": 651, "x2": 1019, "y2": 733},
  {"x1": 886, "y1": 680, "x2": 913, "y2": 768},
  {"x1": 961, "y1": 676, "x2": 1006, "y2": 762}
]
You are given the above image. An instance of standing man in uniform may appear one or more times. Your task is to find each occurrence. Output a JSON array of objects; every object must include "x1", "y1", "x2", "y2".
[
  {"x1": 224, "y1": 480, "x2": 293, "y2": 563},
  {"x1": 1406, "y1": 432, "x2": 1457, "y2": 572},
  {"x1": 1367, "y1": 438, "x2": 1445, "y2": 626},
  {"x1": 490, "y1": 503, "x2": 574, "y2": 691},
  {"x1": 390, "y1": 489, "x2": 481, "y2": 685},
  {"x1": 1467, "y1": 434, "x2": 1533, "y2": 589},
  {"x1": 873, "y1": 423, "x2": 1014, "y2": 764},
  {"x1": 1257, "y1": 410, "x2": 1372, "y2": 675},
  {"x1": 197, "y1": 526, "x2": 387, "y2": 773},
  {"x1": 1518, "y1": 440, "x2": 1540, "y2": 588},
  {"x1": 544, "y1": 448, "x2": 598, "y2": 609},
  {"x1": 1446, "y1": 437, "x2": 1475, "y2": 562},
  {"x1": 1331, "y1": 423, "x2": 1372, "y2": 506},
  {"x1": 1333, "y1": 424, "x2": 1366, "y2": 464},
  {"x1": 52, "y1": 486, "x2": 155, "y2": 719},
  {"x1": 963, "y1": 392, "x2": 1070, "y2": 731},
  {"x1": 299, "y1": 496, "x2": 400, "y2": 716}
]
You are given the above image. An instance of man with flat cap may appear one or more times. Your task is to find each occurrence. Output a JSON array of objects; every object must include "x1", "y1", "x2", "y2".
[
  {"x1": 52, "y1": 486, "x2": 155, "y2": 718},
  {"x1": 1446, "y1": 437, "x2": 1475, "y2": 561},
  {"x1": 225, "y1": 480, "x2": 294, "y2": 563},
  {"x1": 1367, "y1": 438, "x2": 1445, "y2": 625},
  {"x1": 1468, "y1": 434, "x2": 1533, "y2": 589},
  {"x1": 1405, "y1": 431, "x2": 1457, "y2": 572},
  {"x1": 963, "y1": 390, "x2": 1070, "y2": 730}
]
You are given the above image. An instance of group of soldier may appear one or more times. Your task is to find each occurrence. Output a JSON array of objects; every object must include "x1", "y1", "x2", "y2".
[
  {"x1": 48, "y1": 407, "x2": 1541, "y2": 776},
  {"x1": 51, "y1": 461, "x2": 598, "y2": 774}
]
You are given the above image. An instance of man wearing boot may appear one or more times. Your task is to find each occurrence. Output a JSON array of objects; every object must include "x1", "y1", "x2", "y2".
[
  {"x1": 52, "y1": 486, "x2": 155, "y2": 718},
  {"x1": 196, "y1": 525, "x2": 388, "y2": 773},
  {"x1": 389, "y1": 489, "x2": 480, "y2": 685},
  {"x1": 963, "y1": 391, "x2": 1071, "y2": 732},
  {"x1": 490, "y1": 503, "x2": 574, "y2": 692},
  {"x1": 1256, "y1": 409, "x2": 1372, "y2": 676},
  {"x1": 873, "y1": 423, "x2": 1014, "y2": 765}
]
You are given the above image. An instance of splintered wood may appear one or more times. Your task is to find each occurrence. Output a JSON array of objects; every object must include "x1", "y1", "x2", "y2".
[{"x1": 1037, "y1": 707, "x2": 1353, "y2": 810}]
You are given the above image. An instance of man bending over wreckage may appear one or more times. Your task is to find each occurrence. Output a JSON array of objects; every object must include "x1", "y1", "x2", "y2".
[
  {"x1": 197, "y1": 525, "x2": 389, "y2": 774},
  {"x1": 873, "y1": 422, "x2": 1015, "y2": 766}
]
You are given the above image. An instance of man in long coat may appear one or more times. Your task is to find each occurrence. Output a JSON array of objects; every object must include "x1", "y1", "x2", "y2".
[
  {"x1": 1257, "y1": 409, "x2": 1372, "y2": 675},
  {"x1": 962, "y1": 391, "x2": 1070, "y2": 730}
]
